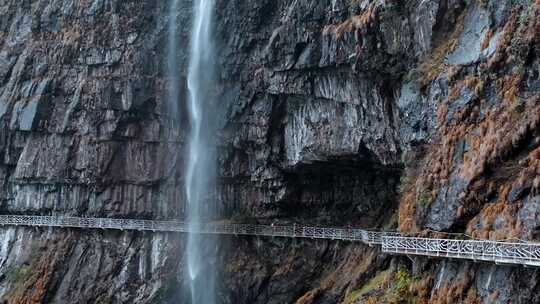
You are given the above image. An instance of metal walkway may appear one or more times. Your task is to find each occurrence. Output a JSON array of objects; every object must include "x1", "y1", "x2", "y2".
[{"x1": 1, "y1": 215, "x2": 539, "y2": 267}]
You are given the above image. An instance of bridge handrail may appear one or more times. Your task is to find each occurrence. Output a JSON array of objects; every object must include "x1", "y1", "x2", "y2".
[
  {"x1": 1, "y1": 215, "x2": 540, "y2": 267},
  {"x1": 382, "y1": 235, "x2": 540, "y2": 265}
]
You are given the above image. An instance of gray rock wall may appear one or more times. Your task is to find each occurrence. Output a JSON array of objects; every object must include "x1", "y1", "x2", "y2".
[{"x1": 0, "y1": 0, "x2": 538, "y2": 303}]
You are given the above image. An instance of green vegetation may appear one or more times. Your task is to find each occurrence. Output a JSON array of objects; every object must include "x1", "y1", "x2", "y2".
[
  {"x1": 359, "y1": 269, "x2": 392, "y2": 295},
  {"x1": 4, "y1": 264, "x2": 32, "y2": 284},
  {"x1": 417, "y1": 192, "x2": 432, "y2": 206},
  {"x1": 4, "y1": 243, "x2": 42, "y2": 298},
  {"x1": 343, "y1": 269, "x2": 391, "y2": 304},
  {"x1": 391, "y1": 266, "x2": 415, "y2": 302},
  {"x1": 344, "y1": 266, "x2": 418, "y2": 304},
  {"x1": 398, "y1": 173, "x2": 411, "y2": 194},
  {"x1": 343, "y1": 289, "x2": 362, "y2": 304},
  {"x1": 511, "y1": 100, "x2": 526, "y2": 114}
]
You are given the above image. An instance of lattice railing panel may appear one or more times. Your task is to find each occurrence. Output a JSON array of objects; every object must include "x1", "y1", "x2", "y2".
[
  {"x1": 1, "y1": 215, "x2": 539, "y2": 267},
  {"x1": 382, "y1": 236, "x2": 540, "y2": 267}
]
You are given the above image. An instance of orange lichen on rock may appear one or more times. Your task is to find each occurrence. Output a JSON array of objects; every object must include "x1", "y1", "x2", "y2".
[
  {"x1": 430, "y1": 271, "x2": 477, "y2": 304},
  {"x1": 398, "y1": 5, "x2": 540, "y2": 234},
  {"x1": 6, "y1": 239, "x2": 72, "y2": 304},
  {"x1": 296, "y1": 288, "x2": 323, "y2": 304},
  {"x1": 488, "y1": 5, "x2": 538, "y2": 70},
  {"x1": 418, "y1": 10, "x2": 466, "y2": 88},
  {"x1": 296, "y1": 246, "x2": 381, "y2": 304},
  {"x1": 409, "y1": 275, "x2": 434, "y2": 304},
  {"x1": 486, "y1": 9, "x2": 519, "y2": 70},
  {"x1": 481, "y1": 29, "x2": 493, "y2": 50},
  {"x1": 322, "y1": 3, "x2": 378, "y2": 38},
  {"x1": 400, "y1": 86, "x2": 540, "y2": 233},
  {"x1": 460, "y1": 94, "x2": 537, "y2": 182},
  {"x1": 62, "y1": 26, "x2": 82, "y2": 46},
  {"x1": 467, "y1": 145, "x2": 540, "y2": 239},
  {"x1": 448, "y1": 75, "x2": 485, "y2": 103},
  {"x1": 467, "y1": 200, "x2": 521, "y2": 240}
]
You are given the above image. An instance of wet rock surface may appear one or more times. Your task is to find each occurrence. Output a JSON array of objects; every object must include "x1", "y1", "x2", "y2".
[{"x1": 0, "y1": 0, "x2": 539, "y2": 303}]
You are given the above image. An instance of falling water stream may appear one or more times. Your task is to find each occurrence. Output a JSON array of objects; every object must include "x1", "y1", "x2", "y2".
[
  {"x1": 168, "y1": 0, "x2": 217, "y2": 301},
  {"x1": 185, "y1": 0, "x2": 217, "y2": 303}
]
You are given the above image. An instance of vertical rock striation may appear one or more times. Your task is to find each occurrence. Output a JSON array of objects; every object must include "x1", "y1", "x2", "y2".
[
  {"x1": 0, "y1": 0, "x2": 538, "y2": 303},
  {"x1": 0, "y1": 1, "x2": 189, "y2": 302}
]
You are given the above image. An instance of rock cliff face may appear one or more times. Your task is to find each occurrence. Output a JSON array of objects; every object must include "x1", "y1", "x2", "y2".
[
  {"x1": 0, "y1": 1, "x2": 187, "y2": 302},
  {"x1": 0, "y1": 0, "x2": 538, "y2": 303}
]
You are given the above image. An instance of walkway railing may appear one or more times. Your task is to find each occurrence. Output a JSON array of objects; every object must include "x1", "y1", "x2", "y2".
[
  {"x1": 0, "y1": 215, "x2": 374, "y2": 242},
  {"x1": 0, "y1": 215, "x2": 539, "y2": 267},
  {"x1": 382, "y1": 236, "x2": 540, "y2": 267}
]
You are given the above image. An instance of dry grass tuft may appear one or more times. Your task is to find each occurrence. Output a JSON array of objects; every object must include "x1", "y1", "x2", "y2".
[
  {"x1": 62, "y1": 26, "x2": 82, "y2": 46},
  {"x1": 323, "y1": 3, "x2": 379, "y2": 39},
  {"x1": 430, "y1": 272, "x2": 475, "y2": 304},
  {"x1": 481, "y1": 28, "x2": 493, "y2": 50},
  {"x1": 418, "y1": 11, "x2": 466, "y2": 88},
  {"x1": 399, "y1": 6, "x2": 540, "y2": 233}
]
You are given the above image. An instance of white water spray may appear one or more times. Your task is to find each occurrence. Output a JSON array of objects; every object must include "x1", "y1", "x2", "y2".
[{"x1": 185, "y1": 0, "x2": 217, "y2": 303}]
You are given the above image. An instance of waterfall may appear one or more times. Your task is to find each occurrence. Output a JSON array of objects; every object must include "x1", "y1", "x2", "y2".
[
  {"x1": 167, "y1": 0, "x2": 217, "y2": 301},
  {"x1": 185, "y1": 0, "x2": 217, "y2": 303}
]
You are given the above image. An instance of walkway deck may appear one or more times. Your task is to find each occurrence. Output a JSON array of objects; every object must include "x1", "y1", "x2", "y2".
[{"x1": 1, "y1": 215, "x2": 539, "y2": 267}]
